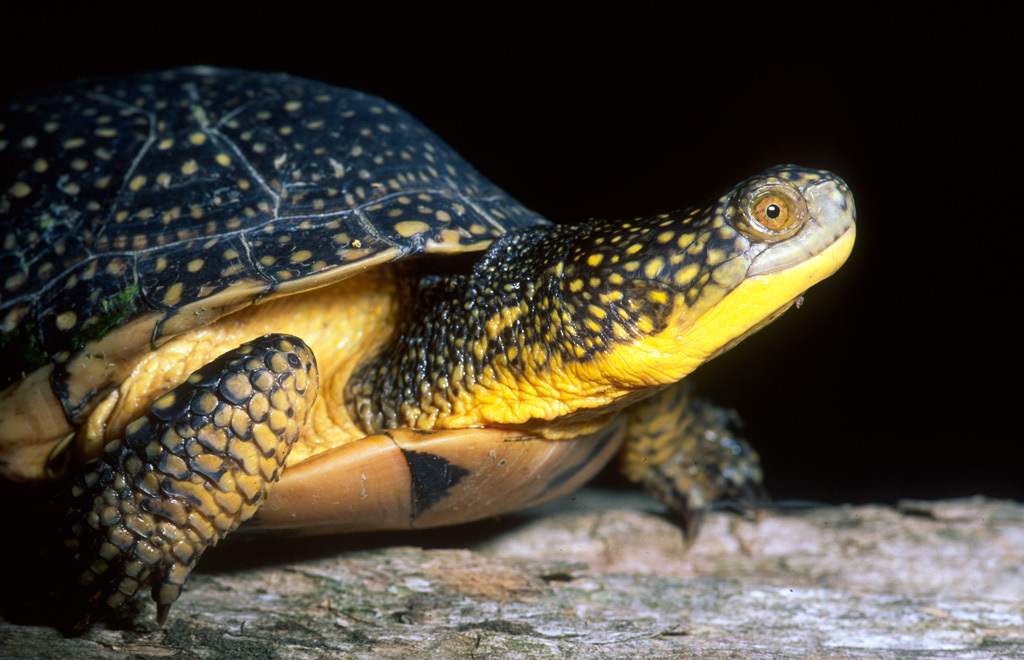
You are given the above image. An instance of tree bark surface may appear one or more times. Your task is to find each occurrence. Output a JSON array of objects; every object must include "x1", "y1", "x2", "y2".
[{"x1": 2, "y1": 495, "x2": 1021, "y2": 659}]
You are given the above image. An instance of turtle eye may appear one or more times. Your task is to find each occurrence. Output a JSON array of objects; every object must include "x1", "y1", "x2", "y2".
[
  {"x1": 738, "y1": 182, "x2": 807, "y2": 243},
  {"x1": 753, "y1": 195, "x2": 790, "y2": 230}
]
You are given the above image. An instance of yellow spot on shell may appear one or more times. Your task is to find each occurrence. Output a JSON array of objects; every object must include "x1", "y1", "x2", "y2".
[
  {"x1": 394, "y1": 220, "x2": 430, "y2": 237},
  {"x1": 4, "y1": 272, "x2": 26, "y2": 292},
  {"x1": 56, "y1": 311, "x2": 77, "y2": 330},
  {"x1": 189, "y1": 132, "x2": 207, "y2": 146},
  {"x1": 215, "y1": 153, "x2": 231, "y2": 166},
  {"x1": 162, "y1": 283, "x2": 183, "y2": 307}
]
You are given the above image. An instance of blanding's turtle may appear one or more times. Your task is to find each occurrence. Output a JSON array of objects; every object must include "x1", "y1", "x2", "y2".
[{"x1": 0, "y1": 67, "x2": 855, "y2": 627}]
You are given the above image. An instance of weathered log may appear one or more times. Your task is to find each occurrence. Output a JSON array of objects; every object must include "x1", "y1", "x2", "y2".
[{"x1": 1, "y1": 495, "x2": 1021, "y2": 659}]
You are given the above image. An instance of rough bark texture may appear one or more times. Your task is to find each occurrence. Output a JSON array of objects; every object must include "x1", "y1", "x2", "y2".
[{"x1": 1, "y1": 494, "x2": 1021, "y2": 659}]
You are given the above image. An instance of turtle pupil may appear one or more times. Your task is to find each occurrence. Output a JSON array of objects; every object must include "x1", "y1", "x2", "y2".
[{"x1": 766, "y1": 204, "x2": 781, "y2": 219}]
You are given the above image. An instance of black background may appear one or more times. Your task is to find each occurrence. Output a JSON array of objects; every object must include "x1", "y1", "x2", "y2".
[{"x1": 3, "y1": 9, "x2": 1018, "y2": 507}]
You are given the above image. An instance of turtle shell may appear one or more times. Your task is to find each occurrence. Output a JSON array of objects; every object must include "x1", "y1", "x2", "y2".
[{"x1": 0, "y1": 66, "x2": 547, "y2": 412}]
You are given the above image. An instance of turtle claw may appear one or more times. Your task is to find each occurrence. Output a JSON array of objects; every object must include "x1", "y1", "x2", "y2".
[
  {"x1": 737, "y1": 480, "x2": 770, "y2": 517},
  {"x1": 666, "y1": 506, "x2": 705, "y2": 544}
]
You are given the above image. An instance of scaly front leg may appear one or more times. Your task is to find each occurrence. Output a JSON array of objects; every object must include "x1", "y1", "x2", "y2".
[
  {"x1": 619, "y1": 382, "x2": 766, "y2": 540},
  {"x1": 65, "y1": 335, "x2": 318, "y2": 628}
]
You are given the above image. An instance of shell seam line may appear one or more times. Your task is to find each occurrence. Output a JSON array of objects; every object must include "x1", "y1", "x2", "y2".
[
  {"x1": 205, "y1": 104, "x2": 282, "y2": 218},
  {"x1": 457, "y1": 192, "x2": 512, "y2": 233},
  {"x1": 86, "y1": 91, "x2": 157, "y2": 249}
]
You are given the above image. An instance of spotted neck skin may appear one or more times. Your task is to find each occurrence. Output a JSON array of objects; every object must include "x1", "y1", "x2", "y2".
[
  {"x1": 346, "y1": 165, "x2": 855, "y2": 436},
  {"x1": 347, "y1": 209, "x2": 755, "y2": 435}
]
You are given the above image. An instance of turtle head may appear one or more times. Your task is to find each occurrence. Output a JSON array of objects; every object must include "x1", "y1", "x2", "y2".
[
  {"x1": 348, "y1": 165, "x2": 855, "y2": 433},
  {"x1": 551, "y1": 164, "x2": 856, "y2": 390}
]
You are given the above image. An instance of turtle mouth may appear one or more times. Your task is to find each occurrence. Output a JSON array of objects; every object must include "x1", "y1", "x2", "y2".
[{"x1": 746, "y1": 176, "x2": 856, "y2": 279}]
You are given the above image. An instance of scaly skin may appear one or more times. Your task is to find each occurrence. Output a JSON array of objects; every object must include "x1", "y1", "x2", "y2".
[
  {"x1": 64, "y1": 335, "x2": 317, "y2": 628},
  {"x1": 347, "y1": 166, "x2": 855, "y2": 440},
  {"x1": 620, "y1": 383, "x2": 765, "y2": 540}
]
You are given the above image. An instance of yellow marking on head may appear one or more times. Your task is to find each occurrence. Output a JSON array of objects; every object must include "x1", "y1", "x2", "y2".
[
  {"x1": 640, "y1": 222, "x2": 857, "y2": 384},
  {"x1": 635, "y1": 316, "x2": 655, "y2": 334},
  {"x1": 439, "y1": 223, "x2": 854, "y2": 433},
  {"x1": 672, "y1": 263, "x2": 699, "y2": 288},
  {"x1": 643, "y1": 258, "x2": 664, "y2": 279},
  {"x1": 599, "y1": 290, "x2": 622, "y2": 305}
]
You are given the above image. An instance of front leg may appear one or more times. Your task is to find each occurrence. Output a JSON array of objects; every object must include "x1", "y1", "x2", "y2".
[
  {"x1": 619, "y1": 382, "x2": 766, "y2": 540},
  {"x1": 64, "y1": 334, "x2": 318, "y2": 628}
]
